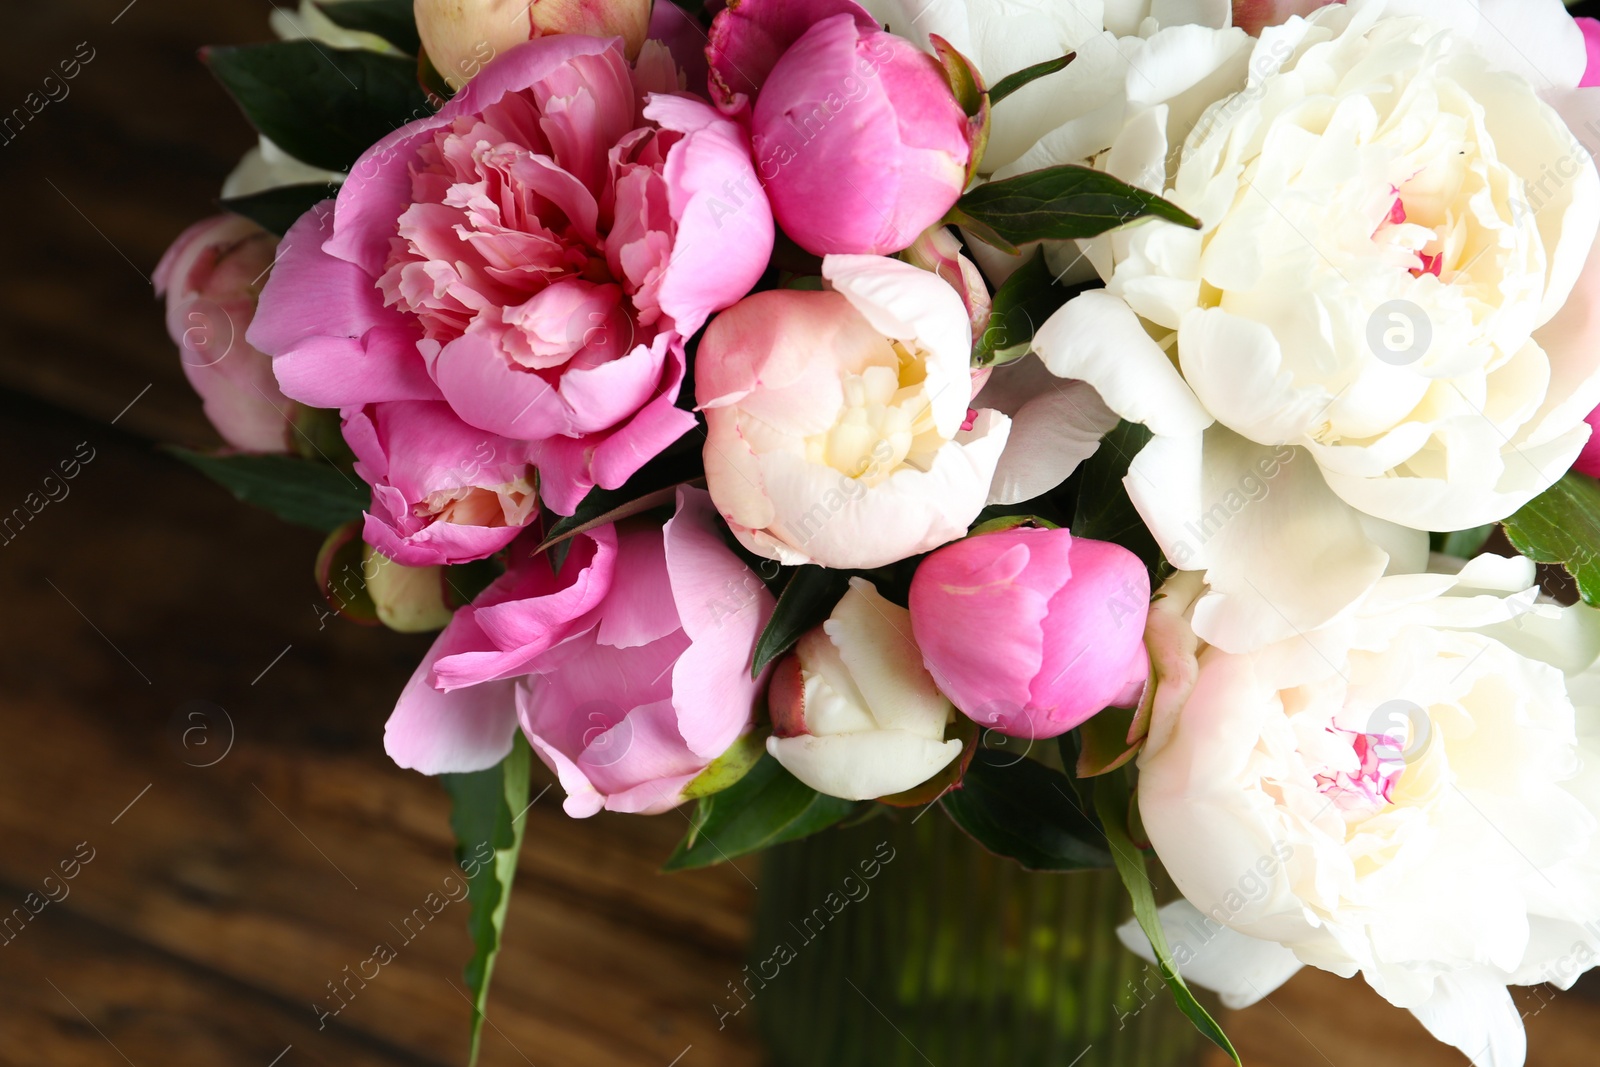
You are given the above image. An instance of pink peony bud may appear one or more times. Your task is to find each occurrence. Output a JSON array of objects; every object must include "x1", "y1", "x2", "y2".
[
  {"x1": 710, "y1": 0, "x2": 973, "y2": 255},
  {"x1": 752, "y1": 17, "x2": 971, "y2": 255},
  {"x1": 1575, "y1": 405, "x2": 1600, "y2": 477},
  {"x1": 154, "y1": 215, "x2": 297, "y2": 453},
  {"x1": 1580, "y1": 18, "x2": 1600, "y2": 88},
  {"x1": 908, "y1": 525, "x2": 1150, "y2": 740},
  {"x1": 1232, "y1": 0, "x2": 1342, "y2": 36},
  {"x1": 416, "y1": 0, "x2": 653, "y2": 89}
]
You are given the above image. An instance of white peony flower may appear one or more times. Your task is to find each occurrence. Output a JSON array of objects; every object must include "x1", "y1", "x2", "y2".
[
  {"x1": 695, "y1": 255, "x2": 1010, "y2": 571},
  {"x1": 856, "y1": 0, "x2": 1249, "y2": 177},
  {"x1": 1130, "y1": 557, "x2": 1600, "y2": 1067},
  {"x1": 1026, "y1": 0, "x2": 1600, "y2": 651},
  {"x1": 768, "y1": 578, "x2": 964, "y2": 800}
]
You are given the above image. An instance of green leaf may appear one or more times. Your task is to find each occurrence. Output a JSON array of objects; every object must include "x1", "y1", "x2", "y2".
[
  {"x1": 974, "y1": 248, "x2": 1078, "y2": 365},
  {"x1": 1432, "y1": 524, "x2": 1496, "y2": 560},
  {"x1": 988, "y1": 53, "x2": 1075, "y2": 106},
  {"x1": 940, "y1": 749, "x2": 1113, "y2": 871},
  {"x1": 751, "y1": 566, "x2": 853, "y2": 678},
  {"x1": 950, "y1": 165, "x2": 1200, "y2": 253},
  {"x1": 165, "y1": 447, "x2": 367, "y2": 531},
  {"x1": 441, "y1": 736, "x2": 532, "y2": 1067},
  {"x1": 1502, "y1": 473, "x2": 1600, "y2": 605},
  {"x1": 680, "y1": 728, "x2": 770, "y2": 800},
  {"x1": 537, "y1": 443, "x2": 703, "y2": 552},
  {"x1": 1072, "y1": 420, "x2": 1160, "y2": 571},
  {"x1": 220, "y1": 183, "x2": 334, "y2": 236},
  {"x1": 203, "y1": 41, "x2": 432, "y2": 173},
  {"x1": 314, "y1": 0, "x2": 422, "y2": 55},
  {"x1": 662, "y1": 754, "x2": 855, "y2": 871},
  {"x1": 1094, "y1": 769, "x2": 1241, "y2": 1065}
]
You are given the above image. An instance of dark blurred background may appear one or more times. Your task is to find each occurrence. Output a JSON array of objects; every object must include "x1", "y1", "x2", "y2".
[{"x1": 0, "y1": 2, "x2": 1595, "y2": 1065}]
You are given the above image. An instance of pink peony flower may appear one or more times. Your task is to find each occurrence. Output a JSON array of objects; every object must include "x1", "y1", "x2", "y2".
[
  {"x1": 709, "y1": 0, "x2": 973, "y2": 255},
  {"x1": 344, "y1": 401, "x2": 540, "y2": 567},
  {"x1": 384, "y1": 488, "x2": 775, "y2": 818},
  {"x1": 155, "y1": 215, "x2": 297, "y2": 453},
  {"x1": 249, "y1": 36, "x2": 773, "y2": 521},
  {"x1": 908, "y1": 526, "x2": 1150, "y2": 740}
]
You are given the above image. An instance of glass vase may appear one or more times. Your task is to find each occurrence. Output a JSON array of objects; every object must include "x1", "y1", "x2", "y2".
[{"x1": 748, "y1": 809, "x2": 1214, "y2": 1067}]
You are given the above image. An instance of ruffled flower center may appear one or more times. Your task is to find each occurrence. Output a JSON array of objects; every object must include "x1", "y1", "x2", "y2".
[
  {"x1": 378, "y1": 51, "x2": 680, "y2": 381},
  {"x1": 804, "y1": 341, "x2": 943, "y2": 485},
  {"x1": 1314, "y1": 728, "x2": 1405, "y2": 820}
]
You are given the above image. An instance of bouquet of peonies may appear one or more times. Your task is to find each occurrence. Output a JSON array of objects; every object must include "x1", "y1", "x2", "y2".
[{"x1": 158, "y1": 0, "x2": 1600, "y2": 1063}]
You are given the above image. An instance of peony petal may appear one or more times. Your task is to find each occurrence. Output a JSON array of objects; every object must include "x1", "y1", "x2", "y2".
[
  {"x1": 1127, "y1": 428, "x2": 1405, "y2": 653},
  {"x1": 1032, "y1": 291, "x2": 1213, "y2": 437},
  {"x1": 976, "y1": 361, "x2": 1120, "y2": 505},
  {"x1": 825, "y1": 578, "x2": 951, "y2": 738},
  {"x1": 646, "y1": 93, "x2": 774, "y2": 335},
  {"x1": 664, "y1": 487, "x2": 774, "y2": 759},
  {"x1": 385, "y1": 639, "x2": 520, "y2": 773},
  {"x1": 767, "y1": 731, "x2": 962, "y2": 801},
  {"x1": 1408, "y1": 970, "x2": 1527, "y2": 1067},
  {"x1": 824, "y1": 254, "x2": 975, "y2": 438},
  {"x1": 1115, "y1": 899, "x2": 1304, "y2": 1010}
]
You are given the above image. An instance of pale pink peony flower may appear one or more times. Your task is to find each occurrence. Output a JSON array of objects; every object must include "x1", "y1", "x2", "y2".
[
  {"x1": 155, "y1": 215, "x2": 297, "y2": 453},
  {"x1": 384, "y1": 488, "x2": 774, "y2": 819}
]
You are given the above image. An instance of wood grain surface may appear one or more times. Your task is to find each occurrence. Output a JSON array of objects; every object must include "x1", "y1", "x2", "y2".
[{"x1": 0, "y1": 2, "x2": 1596, "y2": 1065}]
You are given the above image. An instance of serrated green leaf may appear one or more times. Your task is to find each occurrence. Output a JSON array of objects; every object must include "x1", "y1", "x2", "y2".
[
  {"x1": 973, "y1": 248, "x2": 1080, "y2": 364},
  {"x1": 165, "y1": 447, "x2": 368, "y2": 531},
  {"x1": 988, "y1": 53, "x2": 1074, "y2": 106},
  {"x1": 751, "y1": 566, "x2": 853, "y2": 678},
  {"x1": 204, "y1": 41, "x2": 432, "y2": 173},
  {"x1": 1502, "y1": 473, "x2": 1600, "y2": 604},
  {"x1": 220, "y1": 183, "x2": 335, "y2": 236},
  {"x1": 1094, "y1": 769, "x2": 1241, "y2": 1065},
  {"x1": 951, "y1": 165, "x2": 1200, "y2": 252},
  {"x1": 1072, "y1": 420, "x2": 1160, "y2": 570},
  {"x1": 662, "y1": 754, "x2": 855, "y2": 871},
  {"x1": 441, "y1": 736, "x2": 532, "y2": 1067},
  {"x1": 314, "y1": 0, "x2": 421, "y2": 55},
  {"x1": 940, "y1": 748, "x2": 1112, "y2": 871}
]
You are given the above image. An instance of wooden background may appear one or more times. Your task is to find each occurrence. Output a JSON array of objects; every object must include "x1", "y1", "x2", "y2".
[{"x1": 0, "y1": 2, "x2": 1595, "y2": 1064}]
